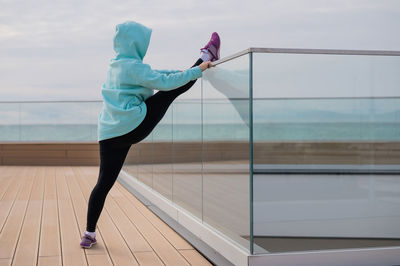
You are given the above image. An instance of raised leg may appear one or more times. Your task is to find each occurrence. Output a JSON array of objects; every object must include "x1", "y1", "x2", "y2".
[{"x1": 119, "y1": 58, "x2": 204, "y2": 145}]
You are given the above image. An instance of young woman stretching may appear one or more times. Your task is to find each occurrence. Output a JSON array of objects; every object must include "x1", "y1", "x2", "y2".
[{"x1": 80, "y1": 20, "x2": 221, "y2": 248}]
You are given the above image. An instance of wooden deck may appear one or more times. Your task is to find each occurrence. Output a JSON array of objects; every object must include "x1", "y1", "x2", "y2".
[{"x1": 0, "y1": 166, "x2": 212, "y2": 266}]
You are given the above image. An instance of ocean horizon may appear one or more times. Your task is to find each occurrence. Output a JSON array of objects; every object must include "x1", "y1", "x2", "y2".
[
  {"x1": 1, "y1": 98, "x2": 399, "y2": 142},
  {"x1": 0, "y1": 122, "x2": 398, "y2": 142}
]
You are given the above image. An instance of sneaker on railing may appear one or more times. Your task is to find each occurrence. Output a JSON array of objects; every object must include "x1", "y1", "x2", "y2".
[
  {"x1": 80, "y1": 233, "x2": 97, "y2": 248},
  {"x1": 200, "y1": 32, "x2": 221, "y2": 62}
]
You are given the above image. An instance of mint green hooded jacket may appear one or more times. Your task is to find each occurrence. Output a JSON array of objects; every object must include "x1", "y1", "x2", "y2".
[{"x1": 98, "y1": 21, "x2": 203, "y2": 141}]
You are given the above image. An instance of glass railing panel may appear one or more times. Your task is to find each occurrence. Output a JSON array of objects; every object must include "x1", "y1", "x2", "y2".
[
  {"x1": 202, "y1": 54, "x2": 251, "y2": 252},
  {"x1": 123, "y1": 146, "x2": 138, "y2": 181},
  {"x1": 253, "y1": 52, "x2": 400, "y2": 99},
  {"x1": 137, "y1": 132, "x2": 153, "y2": 188},
  {"x1": 0, "y1": 103, "x2": 20, "y2": 141},
  {"x1": 19, "y1": 102, "x2": 99, "y2": 141},
  {"x1": 92, "y1": 101, "x2": 103, "y2": 140},
  {"x1": 152, "y1": 106, "x2": 173, "y2": 200},
  {"x1": 252, "y1": 52, "x2": 400, "y2": 254},
  {"x1": 0, "y1": 101, "x2": 101, "y2": 142},
  {"x1": 172, "y1": 99, "x2": 203, "y2": 219}
]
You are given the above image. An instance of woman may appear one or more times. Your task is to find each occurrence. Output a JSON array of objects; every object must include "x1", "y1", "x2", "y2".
[{"x1": 80, "y1": 20, "x2": 220, "y2": 248}]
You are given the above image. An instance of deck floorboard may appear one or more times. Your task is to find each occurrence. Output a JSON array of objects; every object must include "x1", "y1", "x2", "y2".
[{"x1": 0, "y1": 166, "x2": 212, "y2": 266}]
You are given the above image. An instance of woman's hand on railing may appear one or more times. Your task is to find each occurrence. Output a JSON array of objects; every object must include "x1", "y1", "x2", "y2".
[{"x1": 199, "y1": 61, "x2": 212, "y2": 72}]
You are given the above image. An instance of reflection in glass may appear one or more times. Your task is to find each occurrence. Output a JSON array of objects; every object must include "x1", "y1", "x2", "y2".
[
  {"x1": 0, "y1": 103, "x2": 20, "y2": 141},
  {"x1": 172, "y1": 100, "x2": 203, "y2": 219},
  {"x1": 137, "y1": 132, "x2": 153, "y2": 188},
  {"x1": 152, "y1": 107, "x2": 173, "y2": 200},
  {"x1": 252, "y1": 52, "x2": 400, "y2": 254},
  {"x1": 202, "y1": 54, "x2": 250, "y2": 251}
]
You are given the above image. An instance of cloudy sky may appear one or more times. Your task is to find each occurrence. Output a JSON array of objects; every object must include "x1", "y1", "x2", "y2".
[{"x1": 0, "y1": 0, "x2": 399, "y2": 101}]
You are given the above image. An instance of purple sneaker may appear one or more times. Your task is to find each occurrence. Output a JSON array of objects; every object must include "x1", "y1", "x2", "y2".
[
  {"x1": 200, "y1": 32, "x2": 221, "y2": 61},
  {"x1": 80, "y1": 233, "x2": 97, "y2": 248}
]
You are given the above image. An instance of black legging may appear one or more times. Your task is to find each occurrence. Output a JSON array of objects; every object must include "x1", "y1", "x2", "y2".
[{"x1": 86, "y1": 58, "x2": 203, "y2": 232}]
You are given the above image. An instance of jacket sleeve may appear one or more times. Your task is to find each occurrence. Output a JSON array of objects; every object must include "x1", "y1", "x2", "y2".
[
  {"x1": 154, "y1": 69, "x2": 182, "y2": 75},
  {"x1": 131, "y1": 62, "x2": 202, "y2": 91}
]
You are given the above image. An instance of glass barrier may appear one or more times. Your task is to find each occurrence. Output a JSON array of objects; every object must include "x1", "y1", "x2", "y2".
[
  {"x1": 202, "y1": 53, "x2": 251, "y2": 250},
  {"x1": 172, "y1": 73, "x2": 203, "y2": 219},
  {"x1": 121, "y1": 53, "x2": 252, "y2": 253},
  {"x1": 0, "y1": 101, "x2": 102, "y2": 142},
  {"x1": 252, "y1": 52, "x2": 400, "y2": 254},
  {"x1": 0, "y1": 103, "x2": 20, "y2": 141},
  {"x1": 153, "y1": 107, "x2": 173, "y2": 200},
  {"x1": 172, "y1": 99, "x2": 203, "y2": 219},
  {"x1": 118, "y1": 49, "x2": 400, "y2": 255},
  {"x1": 137, "y1": 132, "x2": 153, "y2": 188}
]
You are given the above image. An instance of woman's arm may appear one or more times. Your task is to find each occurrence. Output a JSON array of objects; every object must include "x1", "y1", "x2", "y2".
[
  {"x1": 130, "y1": 61, "x2": 210, "y2": 91},
  {"x1": 153, "y1": 69, "x2": 182, "y2": 75}
]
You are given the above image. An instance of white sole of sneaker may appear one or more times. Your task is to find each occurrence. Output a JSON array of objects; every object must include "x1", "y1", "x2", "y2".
[{"x1": 81, "y1": 242, "x2": 97, "y2": 248}]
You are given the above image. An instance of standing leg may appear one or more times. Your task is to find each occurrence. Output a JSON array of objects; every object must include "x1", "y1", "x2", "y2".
[{"x1": 85, "y1": 141, "x2": 130, "y2": 232}]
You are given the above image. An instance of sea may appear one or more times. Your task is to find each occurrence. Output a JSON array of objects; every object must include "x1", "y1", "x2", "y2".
[{"x1": 0, "y1": 99, "x2": 399, "y2": 142}]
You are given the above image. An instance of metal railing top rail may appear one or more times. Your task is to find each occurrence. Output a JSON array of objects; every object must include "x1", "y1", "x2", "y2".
[
  {"x1": 211, "y1": 47, "x2": 400, "y2": 66},
  {"x1": 1, "y1": 96, "x2": 400, "y2": 104},
  {"x1": 0, "y1": 100, "x2": 103, "y2": 103}
]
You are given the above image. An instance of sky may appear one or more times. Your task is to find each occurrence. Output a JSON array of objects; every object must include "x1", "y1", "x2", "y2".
[{"x1": 0, "y1": 0, "x2": 399, "y2": 101}]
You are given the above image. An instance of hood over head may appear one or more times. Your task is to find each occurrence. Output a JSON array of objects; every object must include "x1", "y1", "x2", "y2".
[{"x1": 113, "y1": 21, "x2": 152, "y2": 60}]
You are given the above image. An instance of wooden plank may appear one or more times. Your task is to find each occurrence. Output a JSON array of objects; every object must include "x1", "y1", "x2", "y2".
[
  {"x1": 78, "y1": 171, "x2": 191, "y2": 266},
  {"x1": 179, "y1": 249, "x2": 213, "y2": 266},
  {"x1": 0, "y1": 166, "x2": 210, "y2": 265},
  {"x1": 1, "y1": 157, "x2": 99, "y2": 166},
  {"x1": 73, "y1": 167, "x2": 139, "y2": 266},
  {"x1": 37, "y1": 256, "x2": 62, "y2": 266},
  {"x1": 55, "y1": 167, "x2": 87, "y2": 266},
  {"x1": 103, "y1": 190, "x2": 155, "y2": 252},
  {"x1": 133, "y1": 251, "x2": 164, "y2": 266},
  {"x1": 1, "y1": 144, "x2": 67, "y2": 151},
  {"x1": 0, "y1": 167, "x2": 35, "y2": 259},
  {"x1": 67, "y1": 150, "x2": 99, "y2": 159},
  {"x1": 0, "y1": 150, "x2": 65, "y2": 158},
  {"x1": 0, "y1": 141, "x2": 400, "y2": 164},
  {"x1": 0, "y1": 166, "x2": 11, "y2": 178},
  {"x1": 38, "y1": 167, "x2": 61, "y2": 258},
  {"x1": 0, "y1": 143, "x2": 99, "y2": 166},
  {"x1": 109, "y1": 192, "x2": 190, "y2": 265},
  {"x1": 115, "y1": 182, "x2": 194, "y2": 250},
  {"x1": 86, "y1": 254, "x2": 113, "y2": 266},
  {"x1": 0, "y1": 167, "x2": 13, "y2": 200},
  {"x1": 64, "y1": 144, "x2": 99, "y2": 151},
  {"x1": 74, "y1": 167, "x2": 153, "y2": 253},
  {"x1": 13, "y1": 167, "x2": 45, "y2": 266},
  {"x1": 2, "y1": 142, "x2": 400, "y2": 165},
  {"x1": 0, "y1": 143, "x2": 98, "y2": 151},
  {"x1": 78, "y1": 166, "x2": 210, "y2": 265},
  {"x1": 66, "y1": 167, "x2": 111, "y2": 256},
  {"x1": 0, "y1": 258, "x2": 11, "y2": 266},
  {"x1": 0, "y1": 167, "x2": 25, "y2": 231}
]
